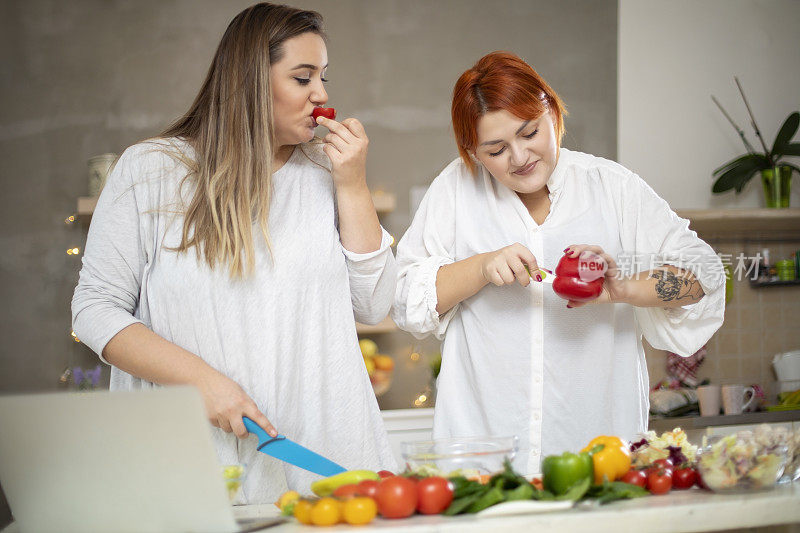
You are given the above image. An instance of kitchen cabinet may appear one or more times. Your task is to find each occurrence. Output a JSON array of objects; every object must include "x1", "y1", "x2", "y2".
[{"x1": 382, "y1": 408, "x2": 434, "y2": 468}]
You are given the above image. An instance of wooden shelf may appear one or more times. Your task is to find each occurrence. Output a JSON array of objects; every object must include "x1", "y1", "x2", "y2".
[
  {"x1": 78, "y1": 192, "x2": 397, "y2": 216},
  {"x1": 675, "y1": 208, "x2": 800, "y2": 237},
  {"x1": 356, "y1": 316, "x2": 397, "y2": 335},
  {"x1": 750, "y1": 279, "x2": 800, "y2": 288}
]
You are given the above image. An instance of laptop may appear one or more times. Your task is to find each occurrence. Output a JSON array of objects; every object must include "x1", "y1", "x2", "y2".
[{"x1": 0, "y1": 387, "x2": 286, "y2": 533}]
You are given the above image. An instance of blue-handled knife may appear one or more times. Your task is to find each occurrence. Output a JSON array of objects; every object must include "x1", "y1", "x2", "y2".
[{"x1": 242, "y1": 417, "x2": 346, "y2": 477}]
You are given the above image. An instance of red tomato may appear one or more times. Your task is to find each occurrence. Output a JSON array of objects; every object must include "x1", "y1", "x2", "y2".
[
  {"x1": 672, "y1": 467, "x2": 696, "y2": 490},
  {"x1": 355, "y1": 479, "x2": 380, "y2": 499},
  {"x1": 620, "y1": 469, "x2": 647, "y2": 488},
  {"x1": 377, "y1": 470, "x2": 395, "y2": 479},
  {"x1": 552, "y1": 254, "x2": 604, "y2": 302},
  {"x1": 653, "y1": 458, "x2": 674, "y2": 473},
  {"x1": 647, "y1": 469, "x2": 673, "y2": 495},
  {"x1": 415, "y1": 477, "x2": 454, "y2": 515},
  {"x1": 332, "y1": 483, "x2": 360, "y2": 499},
  {"x1": 311, "y1": 107, "x2": 336, "y2": 121},
  {"x1": 375, "y1": 476, "x2": 417, "y2": 519},
  {"x1": 695, "y1": 469, "x2": 709, "y2": 490}
]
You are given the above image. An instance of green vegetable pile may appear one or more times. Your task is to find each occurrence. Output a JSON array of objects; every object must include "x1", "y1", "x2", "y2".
[{"x1": 443, "y1": 459, "x2": 648, "y2": 515}]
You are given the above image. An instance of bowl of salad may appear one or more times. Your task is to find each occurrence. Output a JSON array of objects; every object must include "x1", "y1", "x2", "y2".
[
  {"x1": 401, "y1": 436, "x2": 519, "y2": 477},
  {"x1": 696, "y1": 427, "x2": 789, "y2": 493}
]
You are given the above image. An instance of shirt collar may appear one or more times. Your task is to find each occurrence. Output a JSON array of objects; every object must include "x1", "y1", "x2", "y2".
[{"x1": 546, "y1": 147, "x2": 568, "y2": 193}]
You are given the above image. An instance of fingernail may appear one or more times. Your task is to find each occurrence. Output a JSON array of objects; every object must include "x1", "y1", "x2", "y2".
[
  {"x1": 563, "y1": 247, "x2": 570, "y2": 253},
  {"x1": 536, "y1": 274, "x2": 542, "y2": 282},
  {"x1": 566, "y1": 304, "x2": 573, "y2": 309}
]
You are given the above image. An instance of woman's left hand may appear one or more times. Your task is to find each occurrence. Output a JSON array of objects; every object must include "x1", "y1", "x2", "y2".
[
  {"x1": 562, "y1": 244, "x2": 628, "y2": 307},
  {"x1": 317, "y1": 116, "x2": 368, "y2": 189}
]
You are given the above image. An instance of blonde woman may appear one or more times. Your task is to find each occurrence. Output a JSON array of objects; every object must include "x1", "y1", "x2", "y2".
[{"x1": 72, "y1": 3, "x2": 396, "y2": 502}]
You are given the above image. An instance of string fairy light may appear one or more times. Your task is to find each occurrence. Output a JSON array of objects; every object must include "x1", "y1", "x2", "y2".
[
  {"x1": 66, "y1": 247, "x2": 80, "y2": 255},
  {"x1": 64, "y1": 214, "x2": 76, "y2": 224},
  {"x1": 70, "y1": 330, "x2": 81, "y2": 343}
]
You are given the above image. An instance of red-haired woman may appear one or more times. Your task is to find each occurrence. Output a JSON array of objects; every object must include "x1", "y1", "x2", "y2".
[{"x1": 392, "y1": 52, "x2": 724, "y2": 475}]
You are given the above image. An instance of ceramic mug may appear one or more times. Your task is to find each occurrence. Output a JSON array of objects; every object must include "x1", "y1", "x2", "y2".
[
  {"x1": 697, "y1": 385, "x2": 721, "y2": 417},
  {"x1": 721, "y1": 384, "x2": 755, "y2": 415}
]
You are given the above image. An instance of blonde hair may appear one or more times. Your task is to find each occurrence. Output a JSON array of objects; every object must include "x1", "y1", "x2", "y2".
[{"x1": 161, "y1": 3, "x2": 325, "y2": 278}]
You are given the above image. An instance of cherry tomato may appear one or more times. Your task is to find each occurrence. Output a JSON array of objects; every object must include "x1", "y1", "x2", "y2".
[
  {"x1": 653, "y1": 458, "x2": 674, "y2": 473},
  {"x1": 312, "y1": 107, "x2": 336, "y2": 121},
  {"x1": 293, "y1": 499, "x2": 314, "y2": 525},
  {"x1": 311, "y1": 497, "x2": 341, "y2": 526},
  {"x1": 356, "y1": 479, "x2": 380, "y2": 498},
  {"x1": 375, "y1": 476, "x2": 417, "y2": 519},
  {"x1": 672, "y1": 467, "x2": 697, "y2": 490},
  {"x1": 620, "y1": 469, "x2": 647, "y2": 488},
  {"x1": 416, "y1": 477, "x2": 454, "y2": 515},
  {"x1": 378, "y1": 470, "x2": 395, "y2": 479},
  {"x1": 342, "y1": 497, "x2": 378, "y2": 525},
  {"x1": 695, "y1": 469, "x2": 710, "y2": 490},
  {"x1": 647, "y1": 469, "x2": 673, "y2": 495},
  {"x1": 332, "y1": 483, "x2": 360, "y2": 499}
]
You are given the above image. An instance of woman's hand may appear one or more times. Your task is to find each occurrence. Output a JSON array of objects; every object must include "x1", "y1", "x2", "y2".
[
  {"x1": 195, "y1": 368, "x2": 278, "y2": 439},
  {"x1": 481, "y1": 243, "x2": 540, "y2": 287},
  {"x1": 562, "y1": 244, "x2": 625, "y2": 307},
  {"x1": 317, "y1": 116, "x2": 368, "y2": 190}
]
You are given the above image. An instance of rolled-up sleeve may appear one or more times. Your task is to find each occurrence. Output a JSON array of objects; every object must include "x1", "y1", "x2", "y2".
[
  {"x1": 342, "y1": 227, "x2": 397, "y2": 325},
  {"x1": 621, "y1": 174, "x2": 725, "y2": 356},
  {"x1": 71, "y1": 147, "x2": 147, "y2": 362},
  {"x1": 392, "y1": 174, "x2": 457, "y2": 340}
]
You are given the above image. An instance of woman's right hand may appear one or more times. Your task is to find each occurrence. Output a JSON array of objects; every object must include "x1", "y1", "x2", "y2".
[
  {"x1": 196, "y1": 369, "x2": 278, "y2": 439},
  {"x1": 480, "y1": 243, "x2": 540, "y2": 287}
]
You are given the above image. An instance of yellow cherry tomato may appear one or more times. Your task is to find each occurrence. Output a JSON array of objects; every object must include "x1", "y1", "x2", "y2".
[
  {"x1": 311, "y1": 497, "x2": 341, "y2": 526},
  {"x1": 342, "y1": 496, "x2": 378, "y2": 525},
  {"x1": 276, "y1": 490, "x2": 300, "y2": 511},
  {"x1": 293, "y1": 499, "x2": 314, "y2": 525}
]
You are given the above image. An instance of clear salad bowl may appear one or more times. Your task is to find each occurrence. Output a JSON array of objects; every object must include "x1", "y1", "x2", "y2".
[{"x1": 401, "y1": 436, "x2": 519, "y2": 477}]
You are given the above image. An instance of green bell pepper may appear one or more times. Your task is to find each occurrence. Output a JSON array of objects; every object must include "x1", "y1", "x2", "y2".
[{"x1": 541, "y1": 451, "x2": 594, "y2": 496}]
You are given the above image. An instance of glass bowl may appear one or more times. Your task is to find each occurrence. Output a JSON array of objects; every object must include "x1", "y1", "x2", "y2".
[
  {"x1": 695, "y1": 434, "x2": 788, "y2": 493},
  {"x1": 401, "y1": 436, "x2": 519, "y2": 477}
]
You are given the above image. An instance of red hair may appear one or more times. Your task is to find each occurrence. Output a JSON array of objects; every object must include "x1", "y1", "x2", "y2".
[{"x1": 452, "y1": 51, "x2": 567, "y2": 173}]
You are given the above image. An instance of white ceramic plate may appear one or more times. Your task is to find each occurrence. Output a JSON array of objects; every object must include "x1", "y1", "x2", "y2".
[{"x1": 476, "y1": 500, "x2": 574, "y2": 518}]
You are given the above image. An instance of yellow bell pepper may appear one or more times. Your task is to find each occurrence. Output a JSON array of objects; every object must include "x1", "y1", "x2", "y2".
[{"x1": 582, "y1": 436, "x2": 632, "y2": 484}]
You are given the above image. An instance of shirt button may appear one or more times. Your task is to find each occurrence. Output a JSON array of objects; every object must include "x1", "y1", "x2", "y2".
[{"x1": 533, "y1": 413, "x2": 540, "y2": 420}]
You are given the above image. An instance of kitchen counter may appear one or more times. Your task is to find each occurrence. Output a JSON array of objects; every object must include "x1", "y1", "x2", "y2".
[
  {"x1": 228, "y1": 484, "x2": 800, "y2": 532},
  {"x1": 1, "y1": 484, "x2": 797, "y2": 532},
  {"x1": 650, "y1": 409, "x2": 800, "y2": 434}
]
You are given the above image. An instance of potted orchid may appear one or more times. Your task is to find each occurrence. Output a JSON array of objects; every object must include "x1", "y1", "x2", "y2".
[{"x1": 711, "y1": 78, "x2": 799, "y2": 208}]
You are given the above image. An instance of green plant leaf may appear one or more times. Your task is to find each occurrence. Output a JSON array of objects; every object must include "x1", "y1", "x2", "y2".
[
  {"x1": 771, "y1": 112, "x2": 799, "y2": 157},
  {"x1": 784, "y1": 163, "x2": 800, "y2": 176},
  {"x1": 713, "y1": 154, "x2": 769, "y2": 176},
  {"x1": 712, "y1": 157, "x2": 764, "y2": 194},
  {"x1": 778, "y1": 142, "x2": 800, "y2": 157}
]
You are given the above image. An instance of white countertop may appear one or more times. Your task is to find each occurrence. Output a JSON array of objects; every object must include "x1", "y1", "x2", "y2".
[
  {"x1": 229, "y1": 483, "x2": 800, "y2": 533},
  {"x1": 3, "y1": 483, "x2": 797, "y2": 532}
]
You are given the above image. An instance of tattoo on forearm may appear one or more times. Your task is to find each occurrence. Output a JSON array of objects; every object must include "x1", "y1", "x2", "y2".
[{"x1": 649, "y1": 269, "x2": 705, "y2": 303}]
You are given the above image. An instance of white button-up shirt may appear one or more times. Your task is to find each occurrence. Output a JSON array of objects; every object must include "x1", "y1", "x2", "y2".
[{"x1": 392, "y1": 148, "x2": 724, "y2": 475}]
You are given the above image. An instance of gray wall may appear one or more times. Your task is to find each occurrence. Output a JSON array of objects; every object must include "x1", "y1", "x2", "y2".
[{"x1": 0, "y1": 0, "x2": 615, "y2": 524}]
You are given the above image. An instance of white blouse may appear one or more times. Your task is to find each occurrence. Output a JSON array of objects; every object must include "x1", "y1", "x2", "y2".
[
  {"x1": 72, "y1": 139, "x2": 397, "y2": 503},
  {"x1": 392, "y1": 148, "x2": 725, "y2": 475}
]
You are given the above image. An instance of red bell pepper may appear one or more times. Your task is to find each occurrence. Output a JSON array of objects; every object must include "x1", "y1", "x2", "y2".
[
  {"x1": 312, "y1": 107, "x2": 336, "y2": 121},
  {"x1": 552, "y1": 253, "x2": 604, "y2": 302}
]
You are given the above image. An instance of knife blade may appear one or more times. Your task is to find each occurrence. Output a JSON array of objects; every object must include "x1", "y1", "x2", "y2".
[{"x1": 242, "y1": 417, "x2": 346, "y2": 477}]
